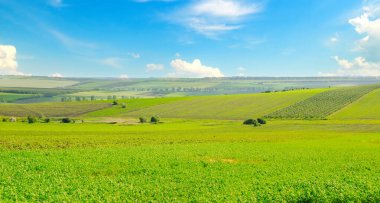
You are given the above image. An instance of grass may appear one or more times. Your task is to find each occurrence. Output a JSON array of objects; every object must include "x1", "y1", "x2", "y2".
[
  {"x1": 88, "y1": 89, "x2": 326, "y2": 120},
  {"x1": 266, "y1": 85, "x2": 380, "y2": 119},
  {"x1": 0, "y1": 102, "x2": 111, "y2": 117},
  {"x1": 329, "y1": 88, "x2": 380, "y2": 120},
  {"x1": 0, "y1": 120, "x2": 380, "y2": 201}
]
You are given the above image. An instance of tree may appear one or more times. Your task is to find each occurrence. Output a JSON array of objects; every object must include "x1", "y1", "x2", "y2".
[
  {"x1": 243, "y1": 119, "x2": 255, "y2": 125},
  {"x1": 27, "y1": 116, "x2": 37, "y2": 124},
  {"x1": 150, "y1": 116, "x2": 160, "y2": 124},
  {"x1": 61, "y1": 117, "x2": 72, "y2": 123},
  {"x1": 139, "y1": 117, "x2": 147, "y2": 123},
  {"x1": 257, "y1": 118, "x2": 267, "y2": 125},
  {"x1": 44, "y1": 118, "x2": 51, "y2": 123}
]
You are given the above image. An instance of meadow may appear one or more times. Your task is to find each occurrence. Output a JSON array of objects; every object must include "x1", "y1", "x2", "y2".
[{"x1": 1, "y1": 120, "x2": 380, "y2": 201}]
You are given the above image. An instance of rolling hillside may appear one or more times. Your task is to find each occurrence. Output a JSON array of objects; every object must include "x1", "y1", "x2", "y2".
[
  {"x1": 265, "y1": 85, "x2": 380, "y2": 119},
  {"x1": 88, "y1": 89, "x2": 327, "y2": 120},
  {"x1": 329, "y1": 88, "x2": 380, "y2": 120}
]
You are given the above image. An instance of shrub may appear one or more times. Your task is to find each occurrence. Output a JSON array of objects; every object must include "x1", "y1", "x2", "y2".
[
  {"x1": 257, "y1": 118, "x2": 267, "y2": 125},
  {"x1": 2, "y1": 118, "x2": 8, "y2": 122},
  {"x1": 27, "y1": 116, "x2": 37, "y2": 124},
  {"x1": 150, "y1": 116, "x2": 160, "y2": 124},
  {"x1": 243, "y1": 119, "x2": 255, "y2": 125},
  {"x1": 122, "y1": 103, "x2": 127, "y2": 108},
  {"x1": 44, "y1": 118, "x2": 51, "y2": 123},
  {"x1": 112, "y1": 100, "x2": 118, "y2": 105},
  {"x1": 139, "y1": 117, "x2": 147, "y2": 123},
  {"x1": 61, "y1": 117, "x2": 72, "y2": 123},
  {"x1": 252, "y1": 120, "x2": 260, "y2": 127}
]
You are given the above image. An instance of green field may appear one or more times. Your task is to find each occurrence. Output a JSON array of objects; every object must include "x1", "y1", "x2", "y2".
[
  {"x1": 0, "y1": 102, "x2": 111, "y2": 117},
  {"x1": 0, "y1": 92, "x2": 38, "y2": 103},
  {"x1": 88, "y1": 89, "x2": 326, "y2": 120},
  {"x1": 1, "y1": 120, "x2": 380, "y2": 201},
  {"x1": 329, "y1": 88, "x2": 380, "y2": 120},
  {"x1": 266, "y1": 85, "x2": 380, "y2": 119}
]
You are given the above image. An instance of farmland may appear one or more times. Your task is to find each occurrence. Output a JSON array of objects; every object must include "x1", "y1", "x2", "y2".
[
  {"x1": 88, "y1": 88, "x2": 326, "y2": 120},
  {"x1": 329, "y1": 88, "x2": 380, "y2": 120},
  {"x1": 1, "y1": 120, "x2": 380, "y2": 201},
  {"x1": 1, "y1": 80, "x2": 380, "y2": 201},
  {"x1": 266, "y1": 84, "x2": 380, "y2": 119},
  {"x1": 0, "y1": 102, "x2": 111, "y2": 117}
]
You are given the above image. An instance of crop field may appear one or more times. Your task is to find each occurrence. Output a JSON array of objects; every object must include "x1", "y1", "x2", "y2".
[
  {"x1": 0, "y1": 102, "x2": 111, "y2": 117},
  {"x1": 266, "y1": 85, "x2": 380, "y2": 119},
  {"x1": 329, "y1": 88, "x2": 380, "y2": 120},
  {"x1": 0, "y1": 120, "x2": 380, "y2": 201},
  {"x1": 88, "y1": 89, "x2": 326, "y2": 120},
  {"x1": 0, "y1": 77, "x2": 78, "y2": 88},
  {"x1": 0, "y1": 92, "x2": 38, "y2": 103}
]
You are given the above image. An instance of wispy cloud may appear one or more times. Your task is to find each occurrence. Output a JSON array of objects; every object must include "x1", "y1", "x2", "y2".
[
  {"x1": 101, "y1": 57, "x2": 124, "y2": 69},
  {"x1": 128, "y1": 52, "x2": 141, "y2": 59},
  {"x1": 47, "y1": 0, "x2": 67, "y2": 8},
  {"x1": 167, "y1": 0, "x2": 263, "y2": 37},
  {"x1": 146, "y1": 63, "x2": 164, "y2": 72},
  {"x1": 48, "y1": 29, "x2": 97, "y2": 50}
]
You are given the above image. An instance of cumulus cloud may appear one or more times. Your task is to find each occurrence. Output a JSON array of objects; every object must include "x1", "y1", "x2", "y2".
[
  {"x1": 169, "y1": 59, "x2": 224, "y2": 78},
  {"x1": 0, "y1": 45, "x2": 28, "y2": 76},
  {"x1": 324, "y1": 56, "x2": 380, "y2": 76},
  {"x1": 236, "y1": 66, "x2": 246, "y2": 76},
  {"x1": 327, "y1": 1, "x2": 380, "y2": 76},
  {"x1": 146, "y1": 63, "x2": 164, "y2": 72},
  {"x1": 50, "y1": 73, "x2": 64, "y2": 78},
  {"x1": 169, "y1": 0, "x2": 262, "y2": 37}
]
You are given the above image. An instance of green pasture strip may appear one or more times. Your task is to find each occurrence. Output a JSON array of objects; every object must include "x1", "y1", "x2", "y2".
[{"x1": 266, "y1": 84, "x2": 380, "y2": 119}]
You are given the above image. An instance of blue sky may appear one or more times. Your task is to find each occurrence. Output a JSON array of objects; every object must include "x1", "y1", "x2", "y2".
[{"x1": 0, "y1": 0, "x2": 379, "y2": 78}]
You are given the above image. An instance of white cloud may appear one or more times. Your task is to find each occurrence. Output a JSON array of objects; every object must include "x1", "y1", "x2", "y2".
[
  {"x1": 330, "y1": 33, "x2": 339, "y2": 43},
  {"x1": 0, "y1": 45, "x2": 28, "y2": 76},
  {"x1": 169, "y1": 59, "x2": 224, "y2": 78},
  {"x1": 120, "y1": 74, "x2": 129, "y2": 79},
  {"x1": 324, "y1": 56, "x2": 380, "y2": 76},
  {"x1": 128, "y1": 52, "x2": 140, "y2": 59},
  {"x1": 146, "y1": 63, "x2": 164, "y2": 72},
  {"x1": 50, "y1": 73, "x2": 64, "y2": 78},
  {"x1": 328, "y1": 1, "x2": 380, "y2": 76},
  {"x1": 169, "y1": 0, "x2": 262, "y2": 37},
  {"x1": 101, "y1": 57, "x2": 124, "y2": 69}
]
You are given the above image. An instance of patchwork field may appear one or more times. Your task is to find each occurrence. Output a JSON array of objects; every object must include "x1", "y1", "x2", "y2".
[
  {"x1": 1, "y1": 120, "x2": 380, "y2": 201},
  {"x1": 89, "y1": 89, "x2": 326, "y2": 120},
  {"x1": 1, "y1": 82, "x2": 380, "y2": 201}
]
